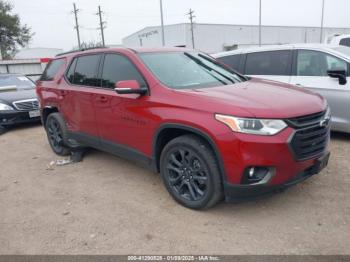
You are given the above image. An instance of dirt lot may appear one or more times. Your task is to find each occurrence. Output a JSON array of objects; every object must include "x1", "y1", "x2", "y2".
[{"x1": 0, "y1": 124, "x2": 349, "y2": 255}]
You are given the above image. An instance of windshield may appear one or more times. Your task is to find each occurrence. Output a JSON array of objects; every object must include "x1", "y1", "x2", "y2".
[
  {"x1": 331, "y1": 46, "x2": 350, "y2": 57},
  {"x1": 139, "y1": 52, "x2": 245, "y2": 89},
  {"x1": 0, "y1": 75, "x2": 35, "y2": 90}
]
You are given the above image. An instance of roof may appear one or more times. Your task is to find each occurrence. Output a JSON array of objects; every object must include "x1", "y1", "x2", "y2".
[
  {"x1": 55, "y1": 46, "x2": 192, "y2": 58},
  {"x1": 213, "y1": 44, "x2": 350, "y2": 60}
]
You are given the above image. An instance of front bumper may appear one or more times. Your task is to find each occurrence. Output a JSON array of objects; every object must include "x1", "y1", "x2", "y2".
[
  {"x1": 212, "y1": 122, "x2": 330, "y2": 200},
  {"x1": 0, "y1": 110, "x2": 41, "y2": 126},
  {"x1": 224, "y1": 151, "x2": 330, "y2": 201}
]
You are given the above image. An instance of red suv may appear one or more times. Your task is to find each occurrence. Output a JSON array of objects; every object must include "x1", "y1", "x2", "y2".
[{"x1": 36, "y1": 47, "x2": 330, "y2": 209}]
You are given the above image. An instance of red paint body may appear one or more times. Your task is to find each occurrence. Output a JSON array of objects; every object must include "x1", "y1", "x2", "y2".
[{"x1": 36, "y1": 48, "x2": 329, "y2": 187}]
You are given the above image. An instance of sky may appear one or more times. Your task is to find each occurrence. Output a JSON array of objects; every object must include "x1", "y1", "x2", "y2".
[{"x1": 9, "y1": 0, "x2": 350, "y2": 51}]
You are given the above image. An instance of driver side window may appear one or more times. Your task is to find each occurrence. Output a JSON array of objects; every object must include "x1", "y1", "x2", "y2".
[{"x1": 297, "y1": 50, "x2": 347, "y2": 76}]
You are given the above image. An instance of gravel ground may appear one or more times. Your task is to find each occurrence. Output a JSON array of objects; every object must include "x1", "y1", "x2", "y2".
[{"x1": 0, "y1": 124, "x2": 349, "y2": 255}]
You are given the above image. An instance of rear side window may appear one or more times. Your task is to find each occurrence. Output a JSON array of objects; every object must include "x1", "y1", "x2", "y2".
[
  {"x1": 67, "y1": 54, "x2": 101, "y2": 86},
  {"x1": 101, "y1": 54, "x2": 146, "y2": 88},
  {"x1": 217, "y1": 54, "x2": 241, "y2": 72},
  {"x1": 40, "y1": 59, "x2": 65, "y2": 81},
  {"x1": 245, "y1": 51, "x2": 291, "y2": 76},
  {"x1": 339, "y1": 38, "x2": 350, "y2": 47}
]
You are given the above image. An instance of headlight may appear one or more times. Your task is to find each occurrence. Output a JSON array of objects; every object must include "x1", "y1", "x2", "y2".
[
  {"x1": 0, "y1": 103, "x2": 14, "y2": 111},
  {"x1": 215, "y1": 114, "x2": 287, "y2": 135}
]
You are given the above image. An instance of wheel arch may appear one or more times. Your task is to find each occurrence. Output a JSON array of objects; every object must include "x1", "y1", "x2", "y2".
[
  {"x1": 153, "y1": 123, "x2": 226, "y2": 182},
  {"x1": 42, "y1": 106, "x2": 59, "y2": 126}
]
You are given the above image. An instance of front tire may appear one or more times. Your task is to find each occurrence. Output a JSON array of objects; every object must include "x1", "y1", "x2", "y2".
[{"x1": 160, "y1": 135, "x2": 223, "y2": 209}]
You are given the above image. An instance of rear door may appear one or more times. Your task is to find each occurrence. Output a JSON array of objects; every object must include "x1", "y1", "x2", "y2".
[
  {"x1": 290, "y1": 49, "x2": 350, "y2": 132},
  {"x1": 216, "y1": 54, "x2": 243, "y2": 73},
  {"x1": 243, "y1": 50, "x2": 292, "y2": 83},
  {"x1": 61, "y1": 54, "x2": 102, "y2": 143}
]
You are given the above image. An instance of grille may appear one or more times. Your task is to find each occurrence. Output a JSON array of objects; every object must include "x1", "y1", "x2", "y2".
[
  {"x1": 12, "y1": 99, "x2": 39, "y2": 111},
  {"x1": 288, "y1": 112, "x2": 330, "y2": 161},
  {"x1": 287, "y1": 111, "x2": 326, "y2": 128}
]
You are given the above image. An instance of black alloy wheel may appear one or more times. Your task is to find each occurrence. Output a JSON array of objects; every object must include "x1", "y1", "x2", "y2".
[
  {"x1": 166, "y1": 147, "x2": 208, "y2": 201},
  {"x1": 160, "y1": 135, "x2": 223, "y2": 209}
]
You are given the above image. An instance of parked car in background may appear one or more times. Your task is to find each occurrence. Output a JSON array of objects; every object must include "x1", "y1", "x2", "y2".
[
  {"x1": 0, "y1": 73, "x2": 40, "y2": 131},
  {"x1": 214, "y1": 44, "x2": 350, "y2": 133},
  {"x1": 326, "y1": 34, "x2": 350, "y2": 47},
  {"x1": 37, "y1": 47, "x2": 330, "y2": 209}
]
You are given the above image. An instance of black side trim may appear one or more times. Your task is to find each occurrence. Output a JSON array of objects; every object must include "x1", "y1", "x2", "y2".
[
  {"x1": 153, "y1": 123, "x2": 227, "y2": 181},
  {"x1": 68, "y1": 131, "x2": 156, "y2": 171}
]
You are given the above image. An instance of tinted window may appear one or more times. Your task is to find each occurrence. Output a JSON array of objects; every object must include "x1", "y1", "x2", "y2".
[
  {"x1": 70, "y1": 55, "x2": 101, "y2": 86},
  {"x1": 339, "y1": 38, "x2": 350, "y2": 47},
  {"x1": 40, "y1": 59, "x2": 65, "y2": 81},
  {"x1": 245, "y1": 51, "x2": 291, "y2": 75},
  {"x1": 297, "y1": 50, "x2": 347, "y2": 76},
  {"x1": 101, "y1": 54, "x2": 146, "y2": 88},
  {"x1": 217, "y1": 55, "x2": 241, "y2": 72},
  {"x1": 66, "y1": 58, "x2": 77, "y2": 83}
]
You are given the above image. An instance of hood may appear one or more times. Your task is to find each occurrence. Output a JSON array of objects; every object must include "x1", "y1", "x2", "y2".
[
  {"x1": 0, "y1": 88, "x2": 37, "y2": 104},
  {"x1": 175, "y1": 78, "x2": 326, "y2": 119}
]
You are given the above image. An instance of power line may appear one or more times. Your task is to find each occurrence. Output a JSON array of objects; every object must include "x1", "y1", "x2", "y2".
[
  {"x1": 259, "y1": 0, "x2": 262, "y2": 47},
  {"x1": 159, "y1": 0, "x2": 165, "y2": 46},
  {"x1": 72, "y1": 3, "x2": 81, "y2": 49},
  {"x1": 96, "y1": 5, "x2": 106, "y2": 46},
  {"x1": 187, "y1": 8, "x2": 195, "y2": 49},
  {"x1": 320, "y1": 0, "x2": 325, "y2": 43}
]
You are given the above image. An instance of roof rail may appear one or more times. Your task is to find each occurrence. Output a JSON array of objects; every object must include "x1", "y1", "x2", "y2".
[{"x1": 55, "y1": 46, "x2": 108, "y2": 57}]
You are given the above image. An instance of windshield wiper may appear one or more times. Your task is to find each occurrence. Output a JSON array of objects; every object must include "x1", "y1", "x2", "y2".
[{"x1": 184, "y1": 52, "x2": 235, "y2": 85}]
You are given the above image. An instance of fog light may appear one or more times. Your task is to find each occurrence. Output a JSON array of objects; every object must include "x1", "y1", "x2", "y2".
[
  {"x1": 248, "y1": 167, "x2": 255, "y2": 178},
  {"x1": 242, "y1": 166, "x2": 273, "y2": 185}
]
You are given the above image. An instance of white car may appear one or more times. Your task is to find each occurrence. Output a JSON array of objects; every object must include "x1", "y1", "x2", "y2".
[
  {"x1": 326, "y1": 34, "x2": 350, "y2": 47},
  {"x1": 213, "y1": 44, "x2": 350, "y2": 133}
]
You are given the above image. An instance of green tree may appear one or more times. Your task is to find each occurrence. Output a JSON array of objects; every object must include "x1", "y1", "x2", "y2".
[{"x1": 0, "y1": 1, "x2": 32, "y2": 59}]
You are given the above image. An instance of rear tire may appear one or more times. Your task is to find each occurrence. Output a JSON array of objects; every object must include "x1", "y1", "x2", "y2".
[
  {"x1": 160, "y1": 134, "x2": 223, "y2": 210},
  {"x1": 45, "y1": 113, "x2": 74, "y2": 156}
]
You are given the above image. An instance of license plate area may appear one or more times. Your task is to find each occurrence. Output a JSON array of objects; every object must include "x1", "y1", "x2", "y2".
[
  {"x1": 29, "y1": 110, "x2": 40, "y2": 118},
  {"x1": 312, "y1": 152, "x2": 330, "y2": 174}
]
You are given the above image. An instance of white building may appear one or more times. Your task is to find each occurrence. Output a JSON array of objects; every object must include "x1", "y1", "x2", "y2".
[
  {"x1": 14, "y1": 47, "x2": 63, "y2": 59},
  {"x1": 122, "y1": 23, "x2": 350, "y2": 53},
  {"x1": 0, "y1": 48, "x2": 62, "y2": 81}
]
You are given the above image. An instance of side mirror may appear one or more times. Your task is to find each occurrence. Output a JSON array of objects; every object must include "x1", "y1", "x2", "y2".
[
  {"x1": 327, "y1": 69, "x2": 347, "y2": 85},
  {"x1": 114, "y1": 80, "x2": 147, "y2": 95}
]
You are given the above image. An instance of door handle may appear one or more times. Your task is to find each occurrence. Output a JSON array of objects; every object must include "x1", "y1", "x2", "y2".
[
  {"x1": 59, "y1": 90, "x2": 68, "y2": 97},
  {"x1": 98, "y1": 96, "x2": 108, "y2": 103}
]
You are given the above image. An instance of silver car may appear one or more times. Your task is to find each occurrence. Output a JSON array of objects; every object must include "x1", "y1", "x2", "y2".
[{"x1": 214, "y1": 44, "x2": 350, "y2": 133}]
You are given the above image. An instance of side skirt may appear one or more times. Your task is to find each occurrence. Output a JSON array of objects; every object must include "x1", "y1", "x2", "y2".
[{"x1": 68, "y1": 131, "x2": 157, "y2": 172}]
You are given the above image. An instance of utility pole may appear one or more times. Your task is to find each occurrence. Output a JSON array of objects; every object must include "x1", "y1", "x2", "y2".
[
  {"x1": 159, "y1": 0, "x2": 165, "y2": 46},
  {"x1": 320, "y1": 0, "x2": 325, "y2": 43},
  {"x1": 72, "y1": 3, "x2": 81, "y2": 49},
  {"x1": 259, "y1": 0, "x2": 262, "y2": 47},
  {"x1": 97, "y1": 6, "x2": 106, "y2": 46},
  {"x1": 187, "y1": 9, "x2": 195, "y2": 49}
]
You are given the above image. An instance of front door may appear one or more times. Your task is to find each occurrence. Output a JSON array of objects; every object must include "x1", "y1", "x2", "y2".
[
  {"x1": 290, "y1": 49, "x2": 350, "y2": 132},
  {"x1": 94, "y1": 53, "x2": 154, "y2": 159}
]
